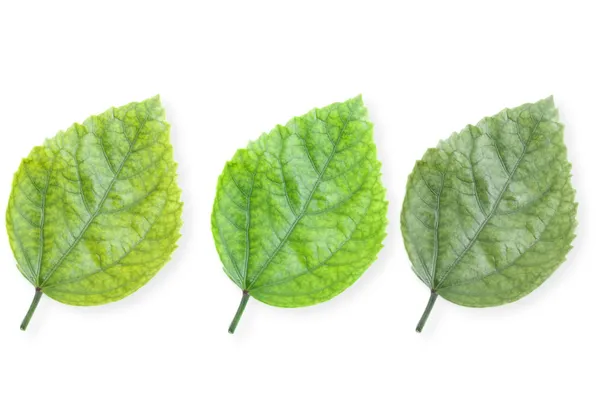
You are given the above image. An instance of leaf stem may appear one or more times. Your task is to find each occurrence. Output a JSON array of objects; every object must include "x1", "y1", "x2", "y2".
[
  {"x1": 21, "y1": 288, "x2": 43, "y2": 331},
  {"x1": 416, "y1": 290, "x2": 438, "y2": 333},
  {"x1": 228, "y1": 290, "x2": 250, "y2": 334}
]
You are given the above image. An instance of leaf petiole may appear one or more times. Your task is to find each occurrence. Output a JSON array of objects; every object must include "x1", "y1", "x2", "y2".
[
  {"x1": 228, "y1": 290, "x2": 250, "y2": 334},
  {"x1": 416, "y1": 290, "x2": 438, "y2": 333},
  {"x1": 21, "y1": 288, "x2": 43, "y2": 331}
]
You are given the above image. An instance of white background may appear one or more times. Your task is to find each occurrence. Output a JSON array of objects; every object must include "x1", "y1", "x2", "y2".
[{"x1": 0, "y1": 1, "x2": 598, "y2": 399}]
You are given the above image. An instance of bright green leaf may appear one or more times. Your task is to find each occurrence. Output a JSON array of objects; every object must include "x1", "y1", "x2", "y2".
[
  {"x1": 401, "y1": 97, "x2": 577, "y2": 332},
  {"x1": 212, "y1": 96, "x2": 388, "y2": 333},
  {"x1": 6, "y1": 96, "x2": 183, "y2": 330}
]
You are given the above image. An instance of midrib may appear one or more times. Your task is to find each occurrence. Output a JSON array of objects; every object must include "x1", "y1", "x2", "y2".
[
  {"x1": 434, "y1": 118, "x2": 540, "y2": 289},
  {"x1": 245, "y1": 119, "x2": 350, "y2": 290},
  {"x1": 40, "y1": 117, "x2": 147, "y2": 286}
]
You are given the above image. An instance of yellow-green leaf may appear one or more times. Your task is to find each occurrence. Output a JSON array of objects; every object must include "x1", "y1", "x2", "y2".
[{"x1": 6, "y1": 96, "x2": 183, "y2": 330}]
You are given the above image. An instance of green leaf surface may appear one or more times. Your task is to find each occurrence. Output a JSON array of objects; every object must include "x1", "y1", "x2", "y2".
[
  {"x1": 6, "y1": 96, "x2": 183, "y2": 330},
  {"x1": 401, "y1": 97, "x2": 577, "y2": 332},
  {"x1": 212, "y1": 96, "x2": 387, "y2": 333}
]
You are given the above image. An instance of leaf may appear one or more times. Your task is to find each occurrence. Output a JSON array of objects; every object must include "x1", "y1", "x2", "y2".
[
  {"x1": 212, "y1": 96, "x2": 388, "y2": 333},
  {"x1": 401, "y1": 97, "x2": 577, "y2": 332},
  {"x1": 6, "y1": 96, "x2": 183, "y2": 330}
]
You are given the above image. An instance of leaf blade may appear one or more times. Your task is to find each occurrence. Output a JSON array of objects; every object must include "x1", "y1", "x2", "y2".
[
  {"x1": 6, "y1": 96, "x2": 183, "y2": 307},
  {"x1": 402, "y1": 97, "x2": 577, "y2": 312},
  {"x1": 212, "y1": 96, "x2": 387, "y2": 311}
]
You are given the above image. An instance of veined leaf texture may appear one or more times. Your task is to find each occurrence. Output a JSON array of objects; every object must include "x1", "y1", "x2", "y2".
[
  {"x1": 6, "y1": 96, "x2": 183, "y2": 330},
  {"x1": 401, "y1": 97, "x2": 577, "y2": 332},
  {"x1": 212, "y1": 96, "x2": 388, "y2": 333},
  {"x1": 6, "y1": 94, "x2": 578, "y2": 334}
]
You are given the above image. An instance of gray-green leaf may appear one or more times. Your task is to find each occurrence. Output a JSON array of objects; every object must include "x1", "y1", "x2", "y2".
[{"x1": 401, "y1": 97, "x2": 577, "y2": 332}]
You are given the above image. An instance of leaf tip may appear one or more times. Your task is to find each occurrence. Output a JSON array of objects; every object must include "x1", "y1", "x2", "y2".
[{"x1": 349, "y1": 94, "x2": 366, "y2": 109}]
